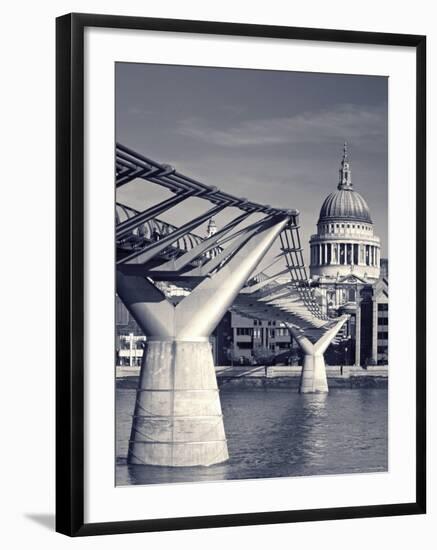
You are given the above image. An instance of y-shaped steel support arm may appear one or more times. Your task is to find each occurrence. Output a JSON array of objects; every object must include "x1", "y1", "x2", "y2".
[{"x1": 289, "y1": 316, "x2": 349, "y2": 393}]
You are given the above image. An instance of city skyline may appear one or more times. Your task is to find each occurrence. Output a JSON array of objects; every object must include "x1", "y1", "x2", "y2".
[{"x1": 116, "y1": 62, "x2": 388, "y2": 262}]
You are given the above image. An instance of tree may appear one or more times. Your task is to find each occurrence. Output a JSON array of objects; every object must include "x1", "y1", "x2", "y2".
[
  {"x1": 252, "y1": 346, "x2": 275, "y2": 366},
  {"x1": 225, "y1": 347, "x2": 239, "y2": 366}
]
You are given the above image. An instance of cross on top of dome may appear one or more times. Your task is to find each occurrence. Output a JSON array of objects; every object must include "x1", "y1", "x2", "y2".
[{"x1": 338, "y1": 141, "x2": 353, "y2": 190}]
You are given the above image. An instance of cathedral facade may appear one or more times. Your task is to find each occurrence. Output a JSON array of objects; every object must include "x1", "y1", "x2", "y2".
[{"x1": 309, "y1": 144, "x2": 388, "y2": 366}]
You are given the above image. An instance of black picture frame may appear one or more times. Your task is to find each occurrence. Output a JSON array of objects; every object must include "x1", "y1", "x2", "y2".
[{"x1": 56, "y1": 12, "x2": 426, "y2": 537}]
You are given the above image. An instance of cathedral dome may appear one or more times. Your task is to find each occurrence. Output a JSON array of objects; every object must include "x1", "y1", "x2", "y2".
[
  {"x1": 317, "y1": 142, "x2": 372, "y2": 224},
  {"x1": 309, "y1": 143, "x2": 380, "y2": 283},
  {"x1": 318, "y1": 188, "x2": 372, "y2": 224}
]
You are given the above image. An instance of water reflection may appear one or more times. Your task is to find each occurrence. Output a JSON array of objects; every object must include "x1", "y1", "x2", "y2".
[{"x1": 116, "y1": 386, "x2": 388, "y2": 486}]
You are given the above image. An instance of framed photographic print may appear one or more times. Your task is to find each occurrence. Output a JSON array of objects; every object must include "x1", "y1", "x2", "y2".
[{"x1": 56, "y1": 13, "x2": 426, "y2": 536}]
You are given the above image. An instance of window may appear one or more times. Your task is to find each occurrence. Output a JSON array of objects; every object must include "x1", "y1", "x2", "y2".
[
  {"x1": 378, "y1": 332, "x2": 388, "y2": 340},
  {"x1": 348, "y1": 288, "x2": 356, "y2": 302},
  {"x1": 377, "y1": 346, "x2": 388, "y2": 354},
  {"x1": 238, "y1": 342, "x2": 253, "y2": 350},
  {"x1": 277, "y1": 342, "x2": 291, "y2": 349},
  {"x1": 378, "y1": 303, "x2": 389, "y2": 311},
  {"x1": 378, "y1": 318, "x2": 389, "y2": 325},
  {"x1": 269, "y1": 329, "x2": 275, "y2": 338},
  {"x1": 236, "y1": 328, "x2": 253, "y2": 336}
]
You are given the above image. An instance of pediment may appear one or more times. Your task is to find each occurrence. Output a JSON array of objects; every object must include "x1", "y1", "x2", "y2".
[{"x1": 336, "y1": 274, "x2": 368, "y2": 284}]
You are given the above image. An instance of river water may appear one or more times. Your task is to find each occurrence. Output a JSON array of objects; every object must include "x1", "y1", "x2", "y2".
[{"x1": 116, "y1": 383, "x2": 388, "y2": 486}]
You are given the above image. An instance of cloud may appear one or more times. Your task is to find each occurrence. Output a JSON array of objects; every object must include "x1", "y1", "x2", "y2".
[
  {"x1": 176, "y1": 104, "x2": 387, "y2": 149},
  {"x1": 126, "y1": 107, "x2": 157, "y2": 117}
]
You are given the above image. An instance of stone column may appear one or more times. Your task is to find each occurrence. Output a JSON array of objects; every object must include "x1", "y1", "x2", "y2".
[
  {"x1": 372, "y1": 299, "x2": 378, "y2": 363},
  {"x1": 355, "y1": 304, "x2": 361, "y2": 366}
]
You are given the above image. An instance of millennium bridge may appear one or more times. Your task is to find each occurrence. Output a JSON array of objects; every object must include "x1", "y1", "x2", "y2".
[{"x1": 116, "y1": 143, "x2": 348, "y2": 467}]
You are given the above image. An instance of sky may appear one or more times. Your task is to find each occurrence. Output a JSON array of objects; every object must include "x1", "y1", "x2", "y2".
[{"x1": 115, "y1": 63, "x2": 388, "y2": 263}]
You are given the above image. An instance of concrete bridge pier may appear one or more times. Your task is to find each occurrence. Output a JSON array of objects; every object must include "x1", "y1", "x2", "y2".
[
  {"x1": 129, "y1": 337, "x2": 228, "y2": 467},
  {"x1": 290, "y1": 316, "x2": 348, "y2": 393},
  {"x1": 116, "y1": 272, "x2": 228, "y2": 467}
]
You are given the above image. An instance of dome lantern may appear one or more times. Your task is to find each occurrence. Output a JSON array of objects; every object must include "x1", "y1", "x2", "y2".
[
  {"x1": 338, "y1": 141, "x2": 353, "y2": 190},
  {"x1": 317, "y1": 143, "x2": 372, "y2": 225}
]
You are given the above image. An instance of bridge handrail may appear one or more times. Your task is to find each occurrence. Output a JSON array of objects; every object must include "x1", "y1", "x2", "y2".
[{"x1": 116, "y1": 142, "x2": 299, "y2": 221}]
